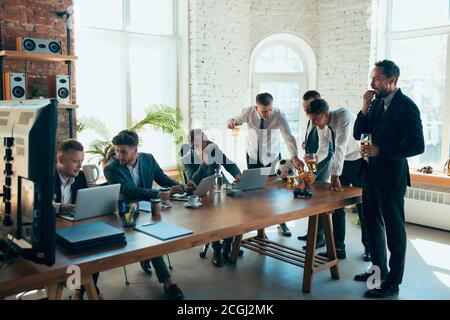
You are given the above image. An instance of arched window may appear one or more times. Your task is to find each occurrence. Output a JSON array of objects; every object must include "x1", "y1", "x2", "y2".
[{"x1": 250, "y1": 34, "x2": 316, "y2": 158}]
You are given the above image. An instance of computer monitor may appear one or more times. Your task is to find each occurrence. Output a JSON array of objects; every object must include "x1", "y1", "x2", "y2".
[{"x1": 0, "y1": 99, "x2": 57, "y2": 266}]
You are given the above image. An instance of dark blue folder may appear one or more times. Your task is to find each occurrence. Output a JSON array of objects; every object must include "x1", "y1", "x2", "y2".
[
  {"x1": 56, "y1": 221, "x2": 125, "y2": 246},
  {"x1": 135, "y1": 221, "x2": 193, "y2": 241}
]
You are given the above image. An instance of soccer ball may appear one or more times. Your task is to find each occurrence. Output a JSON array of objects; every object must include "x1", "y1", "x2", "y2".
[{"x1": 275, "y1": 159, "x2": 296, "y2": 179}]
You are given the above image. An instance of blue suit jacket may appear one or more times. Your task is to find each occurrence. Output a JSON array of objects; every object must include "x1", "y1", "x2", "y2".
[{"x1": 104, "y1": 153, "x2": 179, "y2": 201}]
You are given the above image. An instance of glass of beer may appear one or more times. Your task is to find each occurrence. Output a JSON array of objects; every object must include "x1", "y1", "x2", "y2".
[
  {"x1": 360, "y1": 133, "x2": 372, "y2": 158},
  {"x1": 305, "y1": 153, "x2": 318, "y2": 173},
  {"x1": 231, "y1": 120, "x2": 242, "y2": 137}
]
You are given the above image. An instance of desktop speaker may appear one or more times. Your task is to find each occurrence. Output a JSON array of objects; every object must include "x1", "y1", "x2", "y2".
[
  {"x1": 47, "y1": 75, "x2": 70, "y2": 104},
  {"x1": 2, "y1": 72, "x2": 27, "y2": 100},
  {"x1": 16, "y1": 36, "x2": 62, "y2": 55}
]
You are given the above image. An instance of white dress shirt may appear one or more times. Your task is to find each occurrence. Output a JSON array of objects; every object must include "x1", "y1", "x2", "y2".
[
  {"x1": 232, "y1": 106, "x2": 299, "y2": 166},
  {"x1": 58, "y1": 170, "x2": 75, "y2": 204},
  {"x1": 382, "y1": 88, "x2": 399, "y2": 112},
  {"x1": 319, "y1": 108, "x2": 361, "y2": 176},
  {"x1": 55, "y1": 169, "x2": 75, "y2": 213},
  {"x1": 127, "y1": 155, "x2": 141, "y2": 187},
  {"x1": 314, "y1": 127, "x2": 329, "y2": 163}
]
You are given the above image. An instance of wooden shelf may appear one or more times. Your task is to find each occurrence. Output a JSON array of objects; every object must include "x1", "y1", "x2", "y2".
[
  {"x1": 410, "y1": 171, "x2": 450, "y2": 188},
  {"x1": 0, "y1": 50, "x2": 77, "y2": 63},
  {"x1": 0, "y1": 99, "x2": 78, "y2": 110},
  {"x1": 58, "y1": 104, "x2": 78, "y2": 109}
]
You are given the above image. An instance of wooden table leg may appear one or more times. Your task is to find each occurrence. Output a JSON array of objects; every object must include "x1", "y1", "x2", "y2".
[
  {"x1": 302, "y1": 214, "x2": 318, "y2": 293},
  {"x1": 321, "y1": 212, "x2": 340, "y2": 280},
  {"x1": 229, "y1": 234, "x2": 243, "y2": 264},
  {"x1": 257, "y1": 228, "x2": 267, "y2": 239},
  {"x1": 45, "y1": 283, "x2": 64, "y2": 300},
  {"x1": 81, "y1": 275, "x2": 99, "y2": 300}
]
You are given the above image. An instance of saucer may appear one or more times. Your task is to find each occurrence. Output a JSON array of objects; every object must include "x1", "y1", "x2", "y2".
[{"x1": 185, "y1": 202, "x2": 202, "y2": 208}]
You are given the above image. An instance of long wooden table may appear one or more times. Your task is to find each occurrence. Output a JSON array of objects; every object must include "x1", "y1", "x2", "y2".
[{"x1": 0, "y1": 178, "x2": 361, "y2": 299}]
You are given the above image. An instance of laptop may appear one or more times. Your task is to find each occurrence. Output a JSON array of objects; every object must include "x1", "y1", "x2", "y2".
[
  {"x1": 58, "y1": 184, "x2": 121, "y2": 221},
  {"x1": 232, "y1": 168, "x2": 270, "y2": 191},
  {"x1": 170, "y1": 174, "x2": 217, "y2": 201}
]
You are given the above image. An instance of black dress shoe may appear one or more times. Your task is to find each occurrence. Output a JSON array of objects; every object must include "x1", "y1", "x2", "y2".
[
  {"x1": 364, "y1": 285, "x2": 399, "y2": 298},
  {"x1": 363, "y1": 249, "x2": 371, "y2": 262},
  {"x1": 278, "y1": 223, "x2": 291, "y2": 237},
  {"x1": 354, "y1": 272, "x2": 372, "y2": 282},
  {"x1": 317, "y1": 248, "x2": 346, "y2": 259},
  {"x1": 302, "y1": 240, "x2": 325, "y2": 250},
  {"x1": 297, "y1": 234, "x2": 308, "y2": 241},
  {"x1": 164, "y1": 284, "x2": 185, "y2": 300}
]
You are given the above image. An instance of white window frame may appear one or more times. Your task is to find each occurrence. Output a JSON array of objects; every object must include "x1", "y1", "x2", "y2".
[
  {"x1": 378, "y1": 0, "x2": 450, "y2": 170},
  {"x1": 249, "y1": 34, "x2": 317, "y2": 143},
  {"x1": 74, "y1": 0, "x2": 190, "y2": 168}
]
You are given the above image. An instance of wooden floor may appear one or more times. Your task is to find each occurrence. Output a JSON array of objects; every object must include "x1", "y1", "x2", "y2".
[{"x1": 7, "y1": 211, "x2": 450, "y2": 300}]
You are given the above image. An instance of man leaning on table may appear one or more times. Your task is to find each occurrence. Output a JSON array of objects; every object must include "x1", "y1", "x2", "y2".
[
  {"x1": 227, "y1": 92, "x2": 304, "y2": 237},
  {"x1": 104, "y1": 130, "x2": 195, "y2": 300},
  {"x1": 304, "y1": 98, "x2": 367, "y2": 261}
]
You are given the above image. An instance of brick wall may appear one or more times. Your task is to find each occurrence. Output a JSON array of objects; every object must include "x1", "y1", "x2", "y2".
[
  {"x1": 0, "y1": 0, "x2": 76, "y2": 142},
  {"x1": 317, "y1": 0, "x2": 372, "y2": 114},
  {"x1": 189, "y1": 0, "x2": 373, "y2": 129}
]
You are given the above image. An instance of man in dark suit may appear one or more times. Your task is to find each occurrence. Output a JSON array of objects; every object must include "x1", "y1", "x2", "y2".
[
  {"x1": 353, "y1": 60, "x2": 425, "y2": 298},
  {"x1": 54, "y1": 139, "x2": 102, "y2": 300},
  {"x1": 104, "y1": 130, "x2": 193, "y2": 300}
]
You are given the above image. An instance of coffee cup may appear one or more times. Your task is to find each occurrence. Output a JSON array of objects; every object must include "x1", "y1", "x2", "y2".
[
  {"x1": 82, "y1": 164, "x2": 100, "y2": 184},
  {"x1": 159, "y1": 187, "x2": 171, "y2": 205},
  {"x1": 187, "y1": 195, "x2": 200, "y2": 207},
  {"x1": 150, "y1": 199, "x2": 161, "y2": 218}
]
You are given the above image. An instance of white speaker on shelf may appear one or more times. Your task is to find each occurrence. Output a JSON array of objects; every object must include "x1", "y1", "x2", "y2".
[
  {"x1": 48, "y1": 75, "x2": 70, "y2": 104},
  {"x1": 16, "y1": 36, "x2": 62, "y2": 55},
  {"x1": 2, "y1": 72, "x2": 27, "y2": 100}
]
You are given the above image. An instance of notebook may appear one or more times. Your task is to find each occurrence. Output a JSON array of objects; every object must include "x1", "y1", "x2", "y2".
[
  {"x1": 134, "y1": 221, "x2": 193, "y2": 241},
  {"x1": 56, "y1": 221, "x2": 125, "y2": 246}
]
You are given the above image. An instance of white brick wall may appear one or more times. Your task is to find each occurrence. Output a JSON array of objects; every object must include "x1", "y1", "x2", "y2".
[
  {"x1": 317, "y1": 0, "x2": 372, "y2": 114},
  {"x1": 189, "y1": 0, "x2": 373, "y2": 161}
]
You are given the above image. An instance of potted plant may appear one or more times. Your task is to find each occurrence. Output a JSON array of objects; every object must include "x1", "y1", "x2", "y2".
[
  {"x1": 31, "y1": 87, "x2": 47, "y2": 99},
  {"x1": 77, "y1": 104, "x2": 186, "y2": 181}
]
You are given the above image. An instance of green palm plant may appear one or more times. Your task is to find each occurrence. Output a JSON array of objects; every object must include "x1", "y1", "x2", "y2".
[{"x1": 77, "y1": 104, "x2": 186, "y2": 180}]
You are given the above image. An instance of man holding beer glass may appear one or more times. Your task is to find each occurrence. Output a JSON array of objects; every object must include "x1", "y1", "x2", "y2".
[
  {"x1": 353, "y1": 60, "x2": 424, "y2": 298},
  {"x1": 305, "y1": 99, "x2": 366, "y2": 260},
  {"x1": 227, "y1": 93, "x2": 304, "y2": 237}
]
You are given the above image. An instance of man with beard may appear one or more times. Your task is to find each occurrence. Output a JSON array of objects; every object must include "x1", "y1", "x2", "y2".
[{"x1": 353, "y1": 60, "x2": 424, "y2": 298}]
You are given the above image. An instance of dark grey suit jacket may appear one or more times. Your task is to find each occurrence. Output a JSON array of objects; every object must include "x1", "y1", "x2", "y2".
[
  {"x1": 353, "y1": 88, "x2": 424, "y2": 189},
  {"x1": 104, "y1": 153, "x2": 179, "y2": 201}
]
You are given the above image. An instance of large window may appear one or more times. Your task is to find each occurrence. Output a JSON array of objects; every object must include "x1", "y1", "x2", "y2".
[
  {"x1": 250, "y1": 35, "x2": 316, "y2": 159},
  {"x1": 384, "y1": 0, "x2": 450, "y2": 169},
  {"x1": 74, "y1": 0, "x2": 182, "y2": 168}
]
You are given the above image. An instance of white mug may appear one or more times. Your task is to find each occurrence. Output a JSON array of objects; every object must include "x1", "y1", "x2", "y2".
[
  {"x1": 82, "y1": 164, "x2": 100, "y2": 184},
  {"x1": 187, "y1": 195, "x2": 200, "y2": 206}
]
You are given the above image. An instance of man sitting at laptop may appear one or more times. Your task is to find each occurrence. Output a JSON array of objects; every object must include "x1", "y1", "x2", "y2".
[
  {"x1": 54, "y1": 139, "x2": 103, "y2": 300},
  {"x1": 181, "y1": 129, "x2": 242, "y2": 267},
  {"x1": 104, "y1": 130, "x2": 191, "y2": 300}
]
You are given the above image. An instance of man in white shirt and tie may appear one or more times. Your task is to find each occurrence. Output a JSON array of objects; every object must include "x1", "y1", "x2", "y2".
[
  {"x1": 305, "y1": 98, "x2": 369, "y2": 261},
  {"x1": 227, "y1": 92, "x2": 304, "y2": 237}
]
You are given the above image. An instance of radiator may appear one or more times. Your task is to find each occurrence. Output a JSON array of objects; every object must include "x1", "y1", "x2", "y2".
[{"x1": 404, "y1": 187, "x2": 450, "y2": 231}]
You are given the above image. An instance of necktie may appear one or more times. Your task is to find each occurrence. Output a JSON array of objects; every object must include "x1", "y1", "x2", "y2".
[
  {"x1": 328, "y1": 125, "x2": 336, "y2": 154},
  {"x1": 257, "y1": 118, "x2": 264, "y2": 164}
]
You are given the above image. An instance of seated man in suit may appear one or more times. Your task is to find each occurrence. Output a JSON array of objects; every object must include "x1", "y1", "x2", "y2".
[
  {"x1": 54, "y1": 139, "x2": 103, "y2": 300},
  {"x1": 181, "y1": 129, "x2": 242, "y2": 267},
  {"x1": 104, "y1": 130, "x2": 191, "y2": 300}
]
